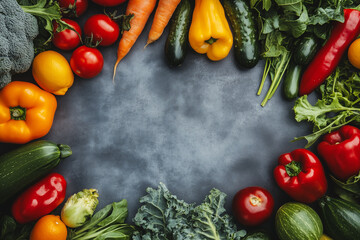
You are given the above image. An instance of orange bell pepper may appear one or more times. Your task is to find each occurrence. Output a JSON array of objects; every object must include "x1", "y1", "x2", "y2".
[{"x1": 0, "y1": 81, "x2": 57, "y2": 144}]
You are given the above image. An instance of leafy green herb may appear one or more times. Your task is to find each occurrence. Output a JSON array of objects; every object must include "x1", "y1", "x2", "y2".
[
  {"x1": 132, "y1": 182, "x2": 246, "y2": 240},
  {"x1": 330, "y1": 171, "x2": 360, "y2": 203},
  {"x1": 293, "y1": 63, "x2": 360, "y2": 147},
  {"x1": 0, "y1": 215, "x2": 33, "y2": 240},
  {"x1": 251, "y1": 0, "x2": 356, "y2": 106},
  {"x1": 17, "y1": 0, "x2": 78, "y2": 54},
  {"x1": 68, "y1": 200, "x2": 136, "y2": 240}
]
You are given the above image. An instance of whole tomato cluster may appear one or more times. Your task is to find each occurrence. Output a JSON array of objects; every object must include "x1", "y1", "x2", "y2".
[{"x1": 52, "y1": 0, "x2": 128, "y2": 79}]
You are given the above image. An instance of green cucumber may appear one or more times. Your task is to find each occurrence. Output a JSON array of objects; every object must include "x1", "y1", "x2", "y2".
[
  {"x1": 283, "y1": 63, "x2": 302, "y2": 100},
  {"x1": 164, "y1": 0, "x2": 192, "y2": 67},
  {"x1": 223, "y1": 0, "x2": 260, "y2": 68},
  {"x1": 0, "y1": 140, "x2": 72, "y2": 205},
  {"x1": 293, "y1": 34, "x2": 319, "y2": 66},
  {"x1": 276, "y1": 202, "x2": 323, "y2": 240},
  {"x1": 319, "y1": 196, "x2": 360, "y2": 240}
]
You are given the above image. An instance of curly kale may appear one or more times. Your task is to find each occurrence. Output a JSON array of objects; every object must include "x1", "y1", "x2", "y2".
[
  {"x1": 0, "y1": 0, "x2": 38, "y2": 88},
  {"x1": 133, "y1": 183, "x2": 246, "y2": 240}
]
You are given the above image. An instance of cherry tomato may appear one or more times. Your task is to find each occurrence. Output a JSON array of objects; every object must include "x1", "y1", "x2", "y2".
[
  {"x1": 91, "y1": 0, "x2": 127, "y2": 7},
  {"x1": 84, "y1": 14, "x2": 120, "y2": 47},
  {"x1": 52, "y1": 19, "x2": 82, "y2": 51},
  {"x1": 59, "y1": 0, "x2": 88, "y2": 17},
  {"x1": 232, "y1": 187, "x2": 274, "y2": 226},
  {"x1": 70, "y1": 46, "x2": 104, "y2": 79}
]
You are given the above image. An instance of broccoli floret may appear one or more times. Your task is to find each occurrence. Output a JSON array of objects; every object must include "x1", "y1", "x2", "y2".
[{"x1": 0, "y1": 0, "x2": 38, "y2": 88}]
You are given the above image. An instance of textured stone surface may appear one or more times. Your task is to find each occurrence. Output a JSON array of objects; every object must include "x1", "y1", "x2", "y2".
[{"x1": 1, "y1": 4, "x2": 315, "y2": 235}]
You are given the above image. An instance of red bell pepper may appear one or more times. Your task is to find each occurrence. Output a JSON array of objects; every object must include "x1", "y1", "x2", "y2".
[
  {"x1": 274, "y1": 149, "x2": 327, "y2": 203},
  {"x1": 11, "y1": 173, "x2": 67, "y2": 224},
  {"x1": 299, "y1": 9, "x2": 360, "y2": 96},
  {"x1": 318, "y1": 125, "x2": 360, "y2": 181}
]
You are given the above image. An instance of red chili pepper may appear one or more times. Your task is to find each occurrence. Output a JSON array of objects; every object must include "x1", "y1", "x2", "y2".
[
  {"x1": 318, "y1": 125, "x2": 360, "y2": 181},
  {"x1": 274, "y1": 149, "x2": 327, "y2": 203},
  {"x1": 299, "y1": 9, "x2": 360, "y2": 96},
  {"x1": 11, "y1": 173, "x2": 67, "y2": 224}
]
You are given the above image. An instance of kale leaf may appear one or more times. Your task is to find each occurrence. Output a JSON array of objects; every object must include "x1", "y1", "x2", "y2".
[{"x1": 132, "y1": 183, "x2": 246, "y2": 240}]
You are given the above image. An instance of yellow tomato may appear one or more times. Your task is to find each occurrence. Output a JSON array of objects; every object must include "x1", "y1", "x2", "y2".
[
  {"x1": 32, "y1": 50, "x2": 74, "y2": 95},
  {"x1": 30, "y1": 215, "x2": 67, "y2": 240},
  {"x1": 348, "y1": 38, "x2": 360, "y2": 69}
]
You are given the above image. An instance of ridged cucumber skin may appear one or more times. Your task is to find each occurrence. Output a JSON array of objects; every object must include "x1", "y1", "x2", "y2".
[
  {"x1": 319, "y1": 196, "x2": 360, "y2": 240},
  {"x1": 223, "y1": 0, "x2": 260, "y2": 68},
  {"x1": 293, "y1": 35, "x2": 319, "y2": 66},
  {"x1": 275, "y1": 202, "x2": 323, "y2": 240},
  {"x1": 0, "y1": 140, "x2": 72, "y2": 205},
  {"x1": 165, "y1": 0, "x2": 192, "y2": 67},
  {"x1": 283, "y1": 63, "x2": 302, "y2": 100}
]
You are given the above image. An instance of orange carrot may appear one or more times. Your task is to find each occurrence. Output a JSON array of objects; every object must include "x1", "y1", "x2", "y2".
[
  {"x1": 113, "y1": 0, "x2": 157, "y2": 81},
  {"x1": 146, "y1": 0, "x2": 182, "y2": 45}
]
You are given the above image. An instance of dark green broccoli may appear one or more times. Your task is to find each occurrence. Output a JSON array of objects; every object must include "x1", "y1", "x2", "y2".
[{"x1": 0, "y1": 0, "x2": 38, "y2": 88}]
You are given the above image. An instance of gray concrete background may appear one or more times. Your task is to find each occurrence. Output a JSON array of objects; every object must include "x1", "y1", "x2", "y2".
[{"x1": 1, "y1": 2, "x2": 315, "y2": 236}]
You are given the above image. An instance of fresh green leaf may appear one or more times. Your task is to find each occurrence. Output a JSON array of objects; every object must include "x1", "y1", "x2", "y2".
[
  {"x1": 275, "y1": 0, "x2": 303, "y2": 15},
  {"x1": 132, "y1": 183, "x2": 246, "y2": 240},
  {"x1": 69, "y1": 200, "x2": 134, "y2": 240},
  {"x1": 279, "y1": 5, "x2": 309, "y2": 38},
  {"x1": 98, "y1": 200, "x2": 129, "y2": 227},
  {"x1": 19, "y1": 0, "x2": 78, "y2": 45},
  {"x1": 330, "y1": 172, "x2": 360, "y2": 203},
  {"x1": 0, "y1": 215, "x2": 33, "y2": 240}
]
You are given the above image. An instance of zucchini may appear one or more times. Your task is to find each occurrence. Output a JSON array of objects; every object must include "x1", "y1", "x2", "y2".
[
  {"x1": 293, "y1": 34, "x2": 319, "y2": 66},
  {"x1": 275, "y1": 202, "x2": 323, "y2": 240},
  {"x1": 223, "y1": 0, "x2": 260, "y2": 68},
  {"x1": 0, "y1": 140, "x2": 72, "y2": 205},
  {"x1": 164, "y1": 0, "x2": 192, "y2": 67},
  {"x1": 319, "y1": 196, "x2": 360, "y2": 240},
  {"x1": 283, "y1": 63, "x2": 302, "y2": 100}
]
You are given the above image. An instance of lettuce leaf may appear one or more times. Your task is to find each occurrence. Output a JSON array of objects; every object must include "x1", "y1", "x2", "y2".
[{"x1": 132, "y1": 183, "x2": 246, "y2": 240}]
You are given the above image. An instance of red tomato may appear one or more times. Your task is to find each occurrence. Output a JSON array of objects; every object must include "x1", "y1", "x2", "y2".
[
  {"x1": 91, "y1": 0, "x2": 127, "y2": 7},
  {"x1": 70, "y1": 46, "x2": 104, "y2": 79},
  {"x1": 232, "y1": 187, "x2": 274, "y2": 226},
  {"x1": 84, "y1": 14, "x2": 120, "y2": 47},
  {"x1": 52, "y1": 19, "x2": 82, "y2": 51},
  {"x1": 59, "y1": 0, "x2": 88, "y2": 17}
]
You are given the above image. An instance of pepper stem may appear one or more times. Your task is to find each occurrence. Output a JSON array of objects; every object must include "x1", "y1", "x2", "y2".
[
  {"x1": 285, "y1": 161, "x2": 302, "y2": 177},
  {"x1": 205, "y1": 37, "x2": 217, "y2": 45},
  {"x1": 10, "y1": 106, "x2": 26, "y2": 120}
]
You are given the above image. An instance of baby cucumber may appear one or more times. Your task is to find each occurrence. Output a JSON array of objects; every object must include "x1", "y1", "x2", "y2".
[
  {"x1": 165, "y1": 0, "x2": 192, "y2": 67},
  {"x1": 283, "y1": 63, "x2": 302, "y2": 100},
  {"x1": 293, "y1": 34, "x2": 319, "y2": 66},
  {"x1": 223, "y1": 0, "x2": 260, "y2": 68}
]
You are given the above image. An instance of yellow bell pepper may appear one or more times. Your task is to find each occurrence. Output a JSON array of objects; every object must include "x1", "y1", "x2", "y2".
[{"x1": 189, "y1": 0, "x2": 233, "y2": 61}]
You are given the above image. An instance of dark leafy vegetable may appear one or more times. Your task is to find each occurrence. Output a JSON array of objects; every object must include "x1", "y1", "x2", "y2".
[
  {"x1": 0, "y1": 215, "x2": 33, "y2": 240},
  {"x1": 132, "y1": 182, "x2": 246, "y2": 240},
  {"x1": 251, "y1": 0, "x2": 357, "y2": 106},
  {"x1": 68, "y1": 200, "x2": 136, "y2": 240},
  {"x1": 330, "y1": 171, "x2": 360, "y2": 203}
]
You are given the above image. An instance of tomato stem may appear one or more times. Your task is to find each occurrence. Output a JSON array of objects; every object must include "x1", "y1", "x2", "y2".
[{"x1": 250, "y1": 196, "x2": 261, "y2": 206}]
